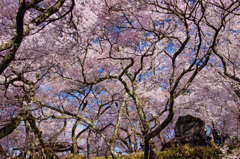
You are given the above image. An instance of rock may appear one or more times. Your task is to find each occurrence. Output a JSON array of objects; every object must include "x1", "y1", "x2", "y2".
[
  {"x1": 175, "y1": 115, "x2": 205, "y2": 138},
  {"x1": 161, "y1": 115, "x2": 211, "y2": 151}
]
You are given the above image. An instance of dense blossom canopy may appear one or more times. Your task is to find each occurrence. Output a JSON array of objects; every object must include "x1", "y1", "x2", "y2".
[{"x1": 0, "y1": 0, "x2": 239, "y2": 158}]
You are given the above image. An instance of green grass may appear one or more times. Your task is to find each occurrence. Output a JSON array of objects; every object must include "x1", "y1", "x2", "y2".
[
  {"x1": 154, "y1": 144, "x2": 222, "y2": 159},
  {"x1": 61, "y1": 154, "x2": 126, "y2": 159},
  {"x1": 121, "y1": 145, "x2": 223, "y2": 159},
  {"x1": 9, "y1": 143, "x2": 240, "y2": 159},
  {"x1": 59, "y1": 144, "x2": 240, "y2": 159},
  {"x1": 62, "y1": 145, "x2": 222, "y2": 159}
]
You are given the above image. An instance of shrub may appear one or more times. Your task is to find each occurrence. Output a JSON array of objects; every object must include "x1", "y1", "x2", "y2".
[{"x1": 154, "y1": 144, "x2": 222, "y2": 159}]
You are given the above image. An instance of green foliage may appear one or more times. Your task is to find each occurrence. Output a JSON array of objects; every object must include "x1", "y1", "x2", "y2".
[
  {"x1": 226, "y1": 144, "x2": 240, "y2": 156},
  {"x1": 61, "y1": 154, "x2": 87, "y2": 159},
  {"x1": 226, "y1": 149, "x2": 233, "y2": 154},
  {"x1": 119, "y1": 145, "x2": 223, "y2": 159},
  {"x1": 228, "y1": 144, "x2": 240, "y2": 151},
  {"x1": 155, "y1": 144, "x2": 222, "y2": 159},
  {"x1": 123, "y1": 152, "x2": 144, "y2": 159},
  {"x1": 62, "y1": 144, "x2": 240, "y2": 159},
  {"x1": 61, "y1": 154, "x2": 126, "y2": 159}
]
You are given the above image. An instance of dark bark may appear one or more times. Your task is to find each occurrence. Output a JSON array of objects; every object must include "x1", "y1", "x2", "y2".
[
  {"x1": 0, "y1": 0, "x2": 72, "y2": 75},
  {"x1": 143, "y1": 138, "x2": 156, "y2": 159},
  {"x1": 0, "y1": 105, "x2": 30, "y2": 139},
  {"x1": 0, "y1": 144, "x2": 6, "y2": 157},
  {"x1": 0, "y1": 0, "x2": 25, "y2": 74}
]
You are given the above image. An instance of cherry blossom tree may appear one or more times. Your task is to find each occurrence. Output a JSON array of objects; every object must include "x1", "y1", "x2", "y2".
[
  {"x1": 1, "y1": 0, "x2": 240, "y2": 159},
  {"x1": 0, "y1": 0, "x2": 75, "y2": 158},
  {"x1": 82, "y1": 0, "x2": 240, "y2": 158}
]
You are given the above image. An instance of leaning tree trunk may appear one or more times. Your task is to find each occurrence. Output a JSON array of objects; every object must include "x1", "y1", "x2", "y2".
[
  {"x1": 0, "y1": 144, "x2": 6, "y2": 157},
  {"x1": 28, "y1": 114, "x2": 59, "y2": 159}
]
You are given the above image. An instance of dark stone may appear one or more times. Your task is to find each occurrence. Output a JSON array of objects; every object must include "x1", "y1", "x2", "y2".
[
  {"x1": 161, "y1": 115, "x2": 211, "y2": 151},
  {"x1": 175, "y1": 115, "x2": 205, "y2": 138}
]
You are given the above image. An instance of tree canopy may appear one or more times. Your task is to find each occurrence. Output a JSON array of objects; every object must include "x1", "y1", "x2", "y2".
[{"x1": 0, "y1": 0, "x2": 239, "y2": 159}]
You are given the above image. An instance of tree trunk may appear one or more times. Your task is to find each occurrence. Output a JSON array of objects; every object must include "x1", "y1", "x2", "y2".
[
  {"x1": 72, "y1": 120, "x2": 79, "y2": 155},
  {"x1": 28, "y1": 114, "x2": 59, "y2": 159},
  {"x1": 24, "y1": 120, "x2": 30, "y2": 158},
  {"x1": 144, "y1": 138, "x2": 156, "y2": 159},
  {"x1": 72, "y1": 135, "x2": 78, "y2": 155},
  {"x1": 110, "y1": 146, "x2": 116, "y2": 159},
  {"x1": 24, "y1": 120, "x2": 36, "y2": 159},
  {"x1": 87, "y1": 130, "x2": 91, "y2": 159},
  {"x1": 105, "y1": 147, "x2": 110, "y2": 159},
  {"x1": 0, "y1": 144, "x2": 6, "y2": 157},
  {"x1": 149, "y1": 139, "x2": 156, "y2": 159},
  {"x1": 144, "y1": 139, "x2": 150, "y2": 159}
]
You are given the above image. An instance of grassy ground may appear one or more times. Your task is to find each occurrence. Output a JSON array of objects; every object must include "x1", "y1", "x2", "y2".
[
  {"x1": 10, "y1": 144, "x2": 239, "y2": 159},
  {"x1": 62, "y1": 144, "x2": 240, "y2": 159}
]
